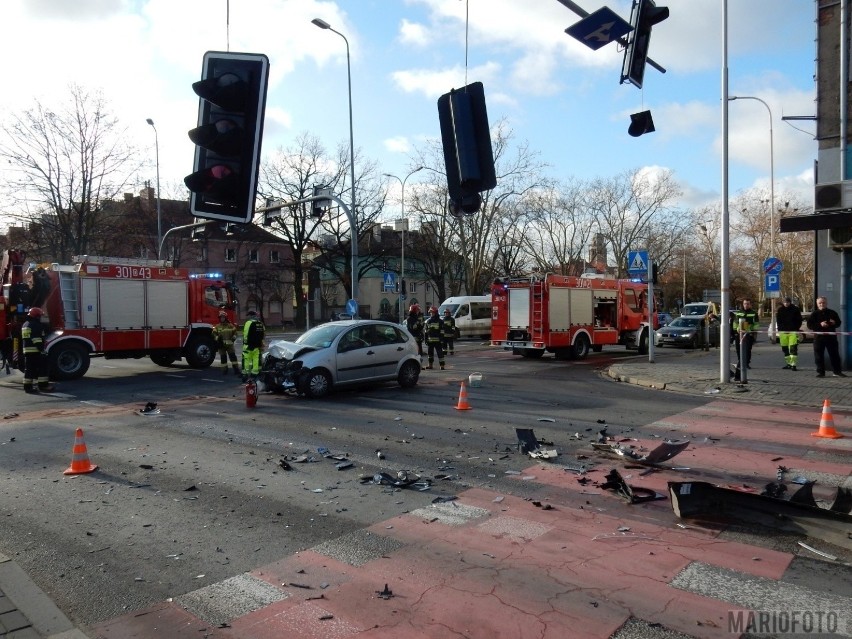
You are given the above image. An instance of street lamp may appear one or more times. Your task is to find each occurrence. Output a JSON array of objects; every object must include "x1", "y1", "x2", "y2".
[
  {"x1": 312, "y1": 18, "x2": 358, "y2": 304},
  {"x1": 145, "y1": 118, "x2": 162, "y2": 252},
  {"x1": 730, "y1": 95, "x2": 776, "y2": 339},
  {"x1": 383, "y1": 167, "x2": 424, "y2": 321}
]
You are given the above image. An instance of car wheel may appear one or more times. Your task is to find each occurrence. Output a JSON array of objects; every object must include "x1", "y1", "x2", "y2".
[
  {"x1": 690, "y1": 336, "x2": 699, "y2": 349},
  {"x1": 185, "y1": 335, "x2": 216, "y2": 368},
  {"x1": 398, "y1": 360, "x2": 420, "y2": 388},
  {"x1": 298, "y1": 368, "x2": 331, "y2": 398},
  {"x1": 638, "y1": 329, "x2": 649, "y2": 355}
]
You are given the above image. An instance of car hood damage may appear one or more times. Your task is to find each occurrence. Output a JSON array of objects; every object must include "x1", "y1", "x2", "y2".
[{"x1": 259, "y1": 340, "x2": 319, "y2": 393}]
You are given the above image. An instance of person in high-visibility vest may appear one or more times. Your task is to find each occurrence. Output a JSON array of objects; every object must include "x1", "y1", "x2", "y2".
[
  {"x1": 213, "y1": 311, "x2": 241, "y2": 375},
  {"x1": 441, "y1": 308, "x2": 456, "y2": 355},
  {"x1": 424, "y1": 306, "x2": 445, "y2": 370},
  {"x1": 21, "y1": 307, "x2": 54, "y2": 393},
  {"x1": 776, "y1": 297, "x2": 802, "y2": 371},
  {"x1": 241, "y1": 310, "x2": 265, "y2": 382}
]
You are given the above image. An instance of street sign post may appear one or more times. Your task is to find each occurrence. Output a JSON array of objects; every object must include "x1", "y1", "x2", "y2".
[
  {"x1": 627, "y1": 250, "x2": 649, "y2": 277},
  {"x1": 565, "y1": 7, "x2": 633, "y2": 50}
]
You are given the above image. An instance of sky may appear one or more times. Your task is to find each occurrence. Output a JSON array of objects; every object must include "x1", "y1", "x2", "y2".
[{"x1": 0, "y1": 0, "x2": 817, "y2": 221}]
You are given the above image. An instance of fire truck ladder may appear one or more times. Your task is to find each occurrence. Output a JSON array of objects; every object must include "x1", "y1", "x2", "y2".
[
  {"x1": 58, "y1": 270, "x2": 80, "y2": 328},
  {"x1": 531, "y1": 278, "x2": 544, "y2": 344}
]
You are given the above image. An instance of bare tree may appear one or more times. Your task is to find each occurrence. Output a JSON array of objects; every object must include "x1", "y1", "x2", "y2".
[
  {"x1": 587, "y1": 168, "x2": 683, "y2": 278},
  {"x1": 0, "y1": 84, "x2": 141, "y2": 261}
]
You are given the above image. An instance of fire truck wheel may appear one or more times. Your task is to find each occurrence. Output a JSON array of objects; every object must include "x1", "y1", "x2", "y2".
[
  {"x1": 150, "y1": 352, "x2": 178, "y2": 367},
  {"x1": 572, "y1": 334, "x2": 590, "y2": 360},
  {"x1": 48, "y1": 342, "x2": 90, "y2": 381},
  {"x1": 298, "y1": 368, "x2": 331, "y2": 398},
  {"x1": 185, "y1": 335, "x2": 217, "y2": 368}
]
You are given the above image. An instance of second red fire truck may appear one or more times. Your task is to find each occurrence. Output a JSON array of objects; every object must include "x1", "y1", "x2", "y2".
[{"x1": 491, "y1": 273, "x2": 655, "y2": 359}]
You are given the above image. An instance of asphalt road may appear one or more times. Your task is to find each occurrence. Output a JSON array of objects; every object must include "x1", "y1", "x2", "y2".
[{"x1": 1, "y1": 340, "x2": 848, "y2": 636}]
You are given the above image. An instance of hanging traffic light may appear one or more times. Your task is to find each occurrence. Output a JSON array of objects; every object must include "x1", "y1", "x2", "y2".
[
  {"x1": 185, "y1": 51, "x2": 270, "y2": 224},
  {"x1": 621, "y1": 0, "x2": 669, "y2": 89},
  {"x1": 628, "y1": 110, "x2": 656, "y2": 137},
  {"x1": 437, "y1": 82, "x2": 496, "y2": 216},
  {"x1": 311, "y1": 185, "x2": 333, "y2": 218}
]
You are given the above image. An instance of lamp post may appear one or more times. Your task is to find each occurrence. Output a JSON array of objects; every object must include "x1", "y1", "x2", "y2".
[
  {"x1": 312, "y1": 18, "x2": 358, "y2": 304},
  {"x1": 145, "y1": 118, "x2": 162, "y2": 251},
  {"x1": 384, "y1": 167, "x2": 424, "y2": 322},
  {"x1": 730, "y1": 95, "x2": 776, "y2": 339}
]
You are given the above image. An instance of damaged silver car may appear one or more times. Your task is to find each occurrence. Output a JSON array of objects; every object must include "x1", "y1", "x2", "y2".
[{"x1": 259, "y1": 320, "x2": 421, "y2": 398}]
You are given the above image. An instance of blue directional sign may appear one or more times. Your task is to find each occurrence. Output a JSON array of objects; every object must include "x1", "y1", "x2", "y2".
[
  {"x1": 627, "y1": 250, "x2": 649, "y2": 276},
  {"x1": 383, "y1": 272, "x2": 396, "y2": 292},
  {"x1": 763, "y1": 256, "x2": 783, "y2": 275},
  {"x1": 565, "y1": 7, "x2": 633, "y2": 51},
  {"x1": 346, "y1": 298, "x2": 359, "y2": 316}
]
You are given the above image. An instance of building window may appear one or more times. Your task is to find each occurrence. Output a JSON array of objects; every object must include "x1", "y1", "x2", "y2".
[
  {"x1": 269, "y1": 250, "x2": 280, "y2": 264},
  {"x1": 225, "y1": 248, "x2": 236, "y2": 262},
  {"x1": 196, "y1": 246, "x2": 208, "y2": 261},
  {"x1": 249, "y1": 249, "x2": 259, "y2": 263}
]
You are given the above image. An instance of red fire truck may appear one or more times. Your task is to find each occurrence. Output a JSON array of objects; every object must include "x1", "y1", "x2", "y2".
[
  {"x1": 1, "y1": 250, "x2": 237, "y2": 380},
  {"x1": 491, "y1": 274, "x2": 655, "y2": 359}
]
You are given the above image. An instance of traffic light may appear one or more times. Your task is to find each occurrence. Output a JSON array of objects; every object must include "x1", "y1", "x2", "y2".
[
  {"x1": 185, "y1": 51, "x2": 270, "y2": 224},
  {"x1": 651, "y1": 262, "x2": 659, "y2": 285},
  {"x1": 311, "y1": 186, "x2": 332, "y2": 218},
  {"x1": 621, "y1": 0, "x2": 669, "y2": 89},
  {"x1": 437, "y1": 82, "x2": 496, "y2": 216},
  {"x1": 628, "y1": 110, "x2": 656, "y2": 137}
]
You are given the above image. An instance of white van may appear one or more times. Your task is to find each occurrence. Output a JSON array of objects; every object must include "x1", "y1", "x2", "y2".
[{"x1": 438, "y1": 296, "x2": 492, "y2": 339}]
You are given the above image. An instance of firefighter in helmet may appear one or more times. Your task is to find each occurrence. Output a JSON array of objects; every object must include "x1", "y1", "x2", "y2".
[
  {"x1": 405, "y1": 303, "x2": 424, "y2": 357},
  {"x1": 213, "y1": 311, "x2": 240, "y2": 375},
  {"x1": 441, "y1": 308, "x2": 456, "y2": 355},
  {"x1": 424, "y1": 306, "x2": 445, "y2": 370},
  {"x1": 241, "y1": 310, "x2": 265, "y2": 382},
  {"x1": 21, "y1": 307, "x2": 54, "y2": 393}
]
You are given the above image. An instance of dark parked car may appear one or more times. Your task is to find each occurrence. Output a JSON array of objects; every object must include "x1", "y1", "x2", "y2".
[{"x1": 656, "y1": 316, "x2": 720, "y2": 348}]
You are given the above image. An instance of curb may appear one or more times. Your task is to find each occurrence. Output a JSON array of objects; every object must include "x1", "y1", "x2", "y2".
[{"x1": 0, "y1": 553, "x2": 90, "y2": 639}]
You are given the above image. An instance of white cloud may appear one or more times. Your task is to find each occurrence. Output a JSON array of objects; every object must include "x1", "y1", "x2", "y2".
[
  {"x1": 399, "y1": 19, "x2": 429, "y2": 46},
  {"x1": 384, "y1": 136, "x2": 411, "y2": 154}
]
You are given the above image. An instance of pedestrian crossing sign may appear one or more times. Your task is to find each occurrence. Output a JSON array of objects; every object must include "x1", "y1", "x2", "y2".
[{"x1": 627, "y1": 250, "x2": 648, "y2": 275}]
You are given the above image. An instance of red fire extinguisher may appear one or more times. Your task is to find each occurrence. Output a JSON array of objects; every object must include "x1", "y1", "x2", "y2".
[{"x1": 245, "y1": 379, "x2": 258, "y2": 408}]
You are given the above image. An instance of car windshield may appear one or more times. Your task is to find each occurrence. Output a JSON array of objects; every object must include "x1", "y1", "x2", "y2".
[
  {"x1": 295, "y1": 324, "x2": 347, "y2": 348},
  {"x1": 438, "y1": 304, "x2": 460, "y2": 315},
  {"x1": 682, "y1": 305, "x2": 708, "y2": 316},
  {"x1": 669, "y1": 317, "x2": 701, "y2": 328}
]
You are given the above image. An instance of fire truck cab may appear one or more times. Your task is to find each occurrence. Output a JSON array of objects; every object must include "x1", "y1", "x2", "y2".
[{"x1": 491, "y1": 274, "x2": 654, "y2": 359}]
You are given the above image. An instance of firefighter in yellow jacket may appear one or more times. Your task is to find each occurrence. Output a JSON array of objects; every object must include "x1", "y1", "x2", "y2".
[
  {"x1": 441, "y1": 308, "x2": 456, "y2": 355},
  {"x1": 213, "y1": 311, "x2": 240, "y2": 375}
]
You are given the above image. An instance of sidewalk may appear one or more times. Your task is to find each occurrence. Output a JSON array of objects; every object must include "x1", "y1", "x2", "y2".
[{"x1": 606, "y1": 339, "x2": 852, "y2": 410}]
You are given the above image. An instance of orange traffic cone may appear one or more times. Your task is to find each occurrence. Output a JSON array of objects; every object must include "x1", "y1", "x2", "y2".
[
  {"x1": 64, "y1": 428, "x2": 99, "y2": 475},
  {"x1": 812, "y1": 399, "x2": 844, "y2": 439},
  {"x1": 454, "y1": 381, "x2": 472, "y2": 411}
]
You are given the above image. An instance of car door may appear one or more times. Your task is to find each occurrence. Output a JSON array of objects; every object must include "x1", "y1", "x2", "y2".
[{"x1": 335, "y1": 326, "x2": 374, "y2": 383}]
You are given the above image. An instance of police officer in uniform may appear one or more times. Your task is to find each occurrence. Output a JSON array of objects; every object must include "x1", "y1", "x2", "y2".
[
  {"x1": 241, "y1": 310, "x2": 265, "y2": 382},
  {"x1": 213, "y1": 311, "x2": 241, "y2": 375},
  {"x1": 424, "y1": 306, "x2": 445, "y2": 370},
  {"x1": 441, "y1": 308, "x2": 456, "y2": 355},
  {"x1": 21, "y1": 307, "x2": 54, "y2": 393}
]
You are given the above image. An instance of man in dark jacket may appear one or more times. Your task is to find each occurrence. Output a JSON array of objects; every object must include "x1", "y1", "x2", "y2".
[
  {"x1": 806, "y1": 296, "x2": 846, "y2": 378},
  {"x1": 405, "y1": 304, "x2": 424, "y2": 358},
  {"x1": 423, "y1": 306, "x2": 445, "y2": 370},
  {"x1": 775, "y1": 297, "x2": 803, "y2": 371},
  {"x1": 731, "y1": 299, "x2": 758, "y2": 370}
]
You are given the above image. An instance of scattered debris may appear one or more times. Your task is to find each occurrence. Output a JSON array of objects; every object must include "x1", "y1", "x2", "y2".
[
  {"x1": 432, "y1": 495, "x2": 457, "y2": 504},
  {"x1": 600, "y1": 469, "x2": 666, "y2": 504},
  {"x1": 376, "y1": 449, "x2": 385, "y2": 460},
  {"x1": 3, "y1": 413, "x2": 18, "y2": 419},
  {"x1": 335, "y1": 460, "x2": 353, "y2": 471},
  {"x1": 537, "y1": 417, "x2": 556, "y2": 423},
  {"x1": 515, "y1": 428, "x2": 558, "y2": 459},
  {"x1": 376, "y1": 584, "x2": 394, "y2": 600},
  {"x1": 139, "y1": 402, "x2": 160, "y2": 415},
  {"x1": 669, "y1": 481, "x2": 852, "y2": 550},
  {"x1": 797, "y1": 541, "x2": 838, "y2": 561},
  {"x1": 591, "y1": 439, "x2": 690, "y2": 466},
  {"x1": 278, "y1": 459, "x2": 293, "y2": 471},
  {"x1": 364, "y1": 471, "x2": 432, "y2": 490}
]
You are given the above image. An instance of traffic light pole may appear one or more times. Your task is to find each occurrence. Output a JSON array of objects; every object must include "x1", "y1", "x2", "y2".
[
  {"x1": 260, "y1": 194, "x2": 358, "y2": 303},
  {"x1": 158, "y1": 220, "x2": 212, "y2": 261}
]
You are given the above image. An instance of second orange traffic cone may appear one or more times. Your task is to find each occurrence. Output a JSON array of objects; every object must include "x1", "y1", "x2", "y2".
[
  {"x1": 454, "y1": 381, "x2": 472, "y2": 411},
  {"x1": 64, "y1": 428, "x2": 99, "y2": 475},
  {"x1": 812, "y1": 399, "x2": 843, "y2": 439}
]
